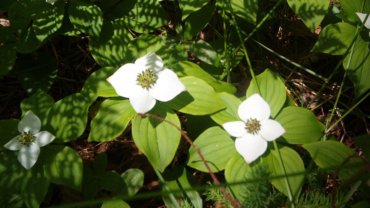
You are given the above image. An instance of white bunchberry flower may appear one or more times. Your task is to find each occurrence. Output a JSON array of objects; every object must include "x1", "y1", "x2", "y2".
[
  {"x1": 107, "y1": 52, "x2": 186, "y2": 114},
  {"x1": 46, "y1": 0, "x2": 58, "y2": 5},
  {"x1": 222, "y1": 94, "x2": 285, "y2": 163},
  {"x1": 356, "y1": 12, "x2": 370, "y2": 36},
  {"x1": 4, "y1": 111, "x2": 55, "y2": 170}
]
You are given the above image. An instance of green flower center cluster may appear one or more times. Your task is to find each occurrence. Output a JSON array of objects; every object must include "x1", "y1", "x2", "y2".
[
  {"x1": 136, "y1": 69, "x2": 158, "y2": 89},
  {"x1": 18, "y1": 131, "x2": 36, "y2": 146},
  {"x1": 245, "y1": 118, "x2": 261, "y2": 135}
]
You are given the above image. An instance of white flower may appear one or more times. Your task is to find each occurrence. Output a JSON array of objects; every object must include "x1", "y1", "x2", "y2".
[
  {"x1": 222, "y1": 94, "x2": 285, "y2": 163},
  {"x1": 4, "y1": 111, "x2": 55, "y2": 170},
  {"x1": 356, "y1": 12, "x2": 370, "y2": 36},
  {"x1": 46, "y1": 0, "x2": 58, "y2": 5},
  {"x1": 107, "y1": 52, "x2": 186, "y2": 114}
]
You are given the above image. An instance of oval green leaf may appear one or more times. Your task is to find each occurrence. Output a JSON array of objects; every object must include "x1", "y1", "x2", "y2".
[
  {"x1": 303, "y1": 140, "x2": 365, "y2": 181},
  {"x1": 265, "y1": 146, "x2": 304, "y2": 200},
  {"x1": 276, "y1": 106, "x2": 324, "y2": 144},
  {"x1": 68, "y1": 2, "x2": 103, "y2": 37},
  {"x1": 89, "y1": 99, "x2": 136, "y2": 142},
  {"x1": 246, "y1": 68, "x2": 286, "y2": 117},
  {"x1": 210, "y1": 92, "x2": 241, "y2": 125},
  {"x1": 132, "y1": 105, "x2": 181, "y2": 172},
  {"x1": 166, "y1": 76, "x2": 225, "y2": 115},
  {"x1": 188, "y1": 126, "x2": 236, "y2": 172}
]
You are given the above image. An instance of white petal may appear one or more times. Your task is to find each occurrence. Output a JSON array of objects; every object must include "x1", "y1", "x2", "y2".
[
  {"x1": 18, "y1": 111, "x2": 41, "y2": 134},
  {"x1": 135, "y1": 52, "x2": 164, "y2": 73},
  {"x1": 129, "y1": 88, "x2": 156, "y2": 114},
  {"x1": 4, "y1": 136, "x2": 23, "y2": 151},
  {"x1": 107, "y1": 63, "x2": 138, "y2": 98},
  {"x1": 235, "y1": 135, "x2": 268, "y2": 164},
  {"x1": 149, "y1": 69, "x2": 186, "y2": 102},
  {"x1": 222, "y1": 121, "x2": 247, "y2": 138},
  {"x1": 34, "y1": 131, "x2": 55, "y2": 147},
  {"x1": 18, "y1": 143, "x2": 40, "y2": 170},
  {"x1": 356, "y1": 12, "x2": 370, "y2": 29},
  {"x1": 238, "y1": 94, "x2": 271, "y2": 122},
  {"x1": 260, "y1": 119, "x2": 285, "y2": 141}
]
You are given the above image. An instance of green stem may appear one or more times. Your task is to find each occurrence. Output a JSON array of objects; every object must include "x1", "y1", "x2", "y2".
[
  {"x1": 227, "y1": 0, "x2": 259, "y2": 91},
  {"x1": 154, "y1": 169, "x2": 180, "y2": 208},
  {"x1": 324, "y1": 72, "x2": 346, "y2": 138},
  {"x1": 273, "y1": 141, "x2": 295, "y2": 207},
  {"x1": 326, "y1": 91, "x2": 370, "y2": 133}
]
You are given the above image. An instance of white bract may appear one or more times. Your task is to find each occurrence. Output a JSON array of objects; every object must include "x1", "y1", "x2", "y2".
[
  {"x1": 356, "y1": 12, "x2": 370, "y2": 36},
  {"x1": 4, "y1": 111, "x2": 55, "y2": 170},
  {"x1": 222, "y1": 94, "x2": 285, "y2": 163},
  {"x1": 107, "y1": 52, "x2": 186, "y2": 114}
]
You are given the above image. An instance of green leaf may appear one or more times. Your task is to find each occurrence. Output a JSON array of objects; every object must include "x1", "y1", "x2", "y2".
[
  {"x1": 0, "y1": 45, "x2": 16, "y2": 78},
  {"x1": 44, "y1": 146, "x2": 83, "y2": 191},
  {"x1": 46, "y1": 93, "x2": 92, "y2": 142},
  {"x1": 311, "y1": 23, "x2": 357, "y2": 55},
  {"x1": 123, "y1": 0, "x2": 167, "y2": 33},
  {"x1": 32, "y1": 2, "x2": 64, "y2": 41},
  {"x1": 343, "y1": 34, "x2": 370, "y2": 97},
  {"x1": 81, "y1": 67, "x2": 118, "y2": 97},
  {"x1": 166, "y1": 76, "x2": 225, "y2": 115},
  {"x1": 265, "y1": 146, "x2": 304, "y2": 200},
  {"x1": 179, "y1": 0, "x2": 208, "y2": 20},
  {"x1": 132, "y1": 105, "x2": 181, "y2": 172},
  {"x1": 121, "y1": 168, "x2": 144, "y2": 196},
  {"x1": 340, "y1": 0, "x2": 370, "y2": 23},
  {"x1": 16, "y1": 27, "x2": 43, "y2": 54},
  {"x1": 210, "y1": 92, "x2": 241, "y2": 125},
  {"x1": 0, "y1": 119, "x2": 19, "y2": 146},
  {"x1": 20, "y1": 90, "x2": 54, "y2": 124},
  {"x1": 246, "y1": 69, "x2": 286, "y2": 117},
  {"x1": 68, "y1": 1, "x2": 104, "y2": 37},
  {"x1": 224, "y1": 153, "x2": 259, "y2": 201},
  {"x1": 100, "y1": 171, "x2": 125, "y2": 193},
  {"x1": 276, "y1": 106, "x2": 324, "y2": 144},
  {"x1": 162, "y1": 167, "x2": 202, "y2": 208},
  {"x1": 89, "y1": 19, "x2": 133, "y2": 67},
  {"x1": 172, "y1": 61, "x2": 236, "y2": 93},
  {"x1": 189, "y1": 40, "x2": 222, "y2": 68},
  {"x1": 183, "y1": 3, "x2": 215, "y2": 40},
  {"x1": 10, "y1": 52, "x2": 57, "y2": 94},
  {"x1": 287, "y1": 0, "x2": 330, "y2": 31},
  {"x1": 221, "y1": 0, "x2": 258, "y2": 24},
  {"x1": 303, "y1": 140, "x2": 365, "y2": 181},
  {"x1": 89, "y1": 99, "x2": 136, "y2": 142},
  {"x1": 101, "y1": 199, "x2": 130, "y2": 208},
  {"x1": 188, "y1": 126, "x2": 236, "y2": 172},
  {"x1": 354, "y1": 134, "x2": 370, "y2": 161},
  {"x1": 102, "y1": 0, "x2": 138, "y2": 20}
]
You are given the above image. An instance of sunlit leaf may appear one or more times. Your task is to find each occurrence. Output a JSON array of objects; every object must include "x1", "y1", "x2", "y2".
[
  {"x1": 247, "y1": 69, "x2": 286, "y2": 117},
  {"x1": 69, "y1": 1, "x2": 104, "y2": 37},
  {"x1": 166, "y1": 76, "x2": 225, "y2": 115},
  {"x1": 276, "y1": 106, "x2": 324, "y2": 144},
  {"x1": 132, "y1": 105, "x2": 181, "y2": 172},
  {"x1": 312, "y1": 23, "x2": 357, "y2": 55},
  {"x1": 287, "y1": 0, "x2": 330, "y2": 31},
  {"x1": 89, "y1": 99, "x2": 136, "y2": 142},
  {"x1": 210, "y1": 92, "x2": 241, "y2": 125},
  {"x1": 188, "y1": 126, "x2": 236, "y2": 172}
]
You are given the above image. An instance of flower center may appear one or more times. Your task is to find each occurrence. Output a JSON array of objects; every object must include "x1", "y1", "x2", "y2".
[
  {"x1": 136, "y1": 69, "x2": 158, "y2": 90},
  {"x1": 18, "y1": 131, "x2": 35, "y2": 146},
  {"x1": 245, "y1": 118, "x2": 261, "y2": 135}
]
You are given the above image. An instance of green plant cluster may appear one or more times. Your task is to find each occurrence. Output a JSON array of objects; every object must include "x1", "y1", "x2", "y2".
[{"x1": 0, "y1": 0, "x2": 369, "y2": 207}]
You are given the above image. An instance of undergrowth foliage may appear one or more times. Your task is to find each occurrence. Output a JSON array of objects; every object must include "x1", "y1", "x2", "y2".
[{"x1": 0, "y1": 0, "x2": 369, "y2": 207}]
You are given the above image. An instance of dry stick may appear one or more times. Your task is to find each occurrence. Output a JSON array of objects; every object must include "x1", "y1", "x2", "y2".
[{"x1": 141, "y1": 113, "x2": 241, "y2": 208}]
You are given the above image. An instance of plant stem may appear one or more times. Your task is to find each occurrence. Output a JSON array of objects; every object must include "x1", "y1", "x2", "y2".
[
  {"x1": 154, "y1": 169, "x2": 180, "y2": 208},
  {"x1": 227, "y1": 0, "x2": 259, "y2": 91},
  {"x1": 273, "y1": 141, "x2": 295, "y2": 207},
  {"x1": 326, "y1": 91, "x2": 370, "y2": 133},
  {"x1": 142, "y1": 113, "x2": 241, "y2": 208}
]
